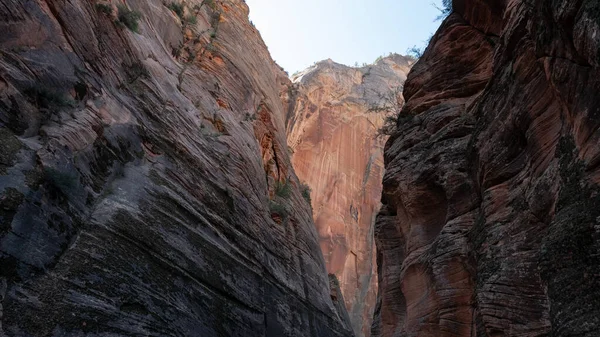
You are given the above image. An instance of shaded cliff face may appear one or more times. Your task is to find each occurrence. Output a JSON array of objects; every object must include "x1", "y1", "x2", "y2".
[
  {"x1": 373, "y1": 0, "x2": 600, "y2": 336},
  {"x1": 286, "y1": 56, "x2": 413, "y2": 337},
  {"x1": 0, "y1": 0, "x2": 353, "y2": 335}
]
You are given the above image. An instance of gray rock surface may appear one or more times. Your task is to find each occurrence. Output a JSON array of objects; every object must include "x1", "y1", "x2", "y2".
[{"x1": 0, "y1": 0, "x2": 353, "y2": 336}]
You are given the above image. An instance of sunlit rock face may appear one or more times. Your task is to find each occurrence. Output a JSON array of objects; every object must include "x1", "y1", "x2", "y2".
[
  {"x1": 0, "y1": 1, "x2": 354, "y2": 335},
  {"x1": 372, "y1": 0, "x2": 600, "y2": 336},
  {"x1": 286, "y1": 56, "x2": 413, "y2": 337}
]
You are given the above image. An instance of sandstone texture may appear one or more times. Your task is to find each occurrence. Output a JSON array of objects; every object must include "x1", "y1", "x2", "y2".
[
  {"x1": 286, "y1": 56, "x2": 413, "y2": 337},
  {"x1": 372, "y1": 0, "x2": 600, "y2": 336},
  {"x1": 0, "y1": 0, "x2": 353, "y2": 336}
]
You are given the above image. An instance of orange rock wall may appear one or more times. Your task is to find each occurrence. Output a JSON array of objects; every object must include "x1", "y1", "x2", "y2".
[
  {"x1": 286, "y1": 56, "x2": 413, "y2": 336},
  {"x1": 372, "y1": 0, "x2": 600, "y2": 336}
]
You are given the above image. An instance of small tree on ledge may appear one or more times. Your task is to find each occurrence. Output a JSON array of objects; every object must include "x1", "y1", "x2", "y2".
[
  {"x1": 434, "y1": 0, "x2": 453, "y2": 21},
  {"x1": 368, "y1": 86, "x2": 408, "y2": 137}
]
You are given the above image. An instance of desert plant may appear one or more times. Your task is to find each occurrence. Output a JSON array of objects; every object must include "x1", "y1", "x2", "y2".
[
  {"x1": 269, "y1": 200, "x2": 289, "y2": 224},
  {"x1": 434, "y1": 0, "x2": 452, "y2": 21},
  {"x1": 300, "y1": 182, "x2": 312, "y2": 207},
  {"x1": 116, "y1": 5, "x2": 141, "y2": 33},
  {"x1": 209, "y1": 10, "x2": 221, "y2": 38},
  {"x1": 44, "y1": 167, "x2": 79, "y2": 195},
  {"x1": 269, "y1": 201, "x2": 287, "y2": 215},
  {"x1": 406, "y1": 34, "x2": 434, "y2": 61},
  {"x1": 205, "y1": 42, "x2": 216, "y2": 52},
  {"x1": 95, "y1": 3, "x2": 113, "y2": 15},
  {"x1": 166, "y1": 2, "x2": 184, "y2": 18},
  {"x1": 201, "y1": 0, "x2": 217, "y2": 10},
  {"x1": 244, "y1": 113, "x2": 257, "y2": 121},
  {"x1": 185, "y1": 14, "x2": 197, "y2": 24},
  {"x1": 406, "y1": 45, "x2": 424, "y2": 59},
  {"x1": 24, "y1": 86, "x2": 75, "y2": 110},
  {"x1": 368, "y1": 86, "x2": 408, "y2": 137},
  {"x1": 274, "y1": 179, "x2": 291, "y2": 198}
]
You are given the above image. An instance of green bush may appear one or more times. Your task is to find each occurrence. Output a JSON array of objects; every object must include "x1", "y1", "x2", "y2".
[
  {"x1": 269, "y1": 201, "x2": 288, "y2": 221},
  {"x1": 24, "y1": 86, "x2": 75, "y2": 110},
  {"x1": 166, "y1": 2, "x2": 184, "y2": 19},
  {"x1": 116, "y1": 5, "x2": 141, "y2": 33},
  {"x1": 406, "y1": 45, "x2": 424, "y2": 59},
  {"x1": 44, "y1": 167, "x2": 78, "y2": 195},
  {"x1": 211, "y1": 11, "x2": 221, "y2": 24},
  {"x1": 185, "y1": 15, "x2": 197, "y2": 24},
  {"x1": 435, "y1": 0, "x2": 452, "y2": 21},
  {"x1": 201, "y1": 0, "x2": 217, "y2": 10},
  {"x1": 95, "y1": 3, "x2": 113, "y2": 15},
  {"x1": 209, "y1": 11, "x2": 221, "y2": 38},
  {"x1": 300, "y1": 182, "x2": 312, "y2": 207},
  {"x1": 274, "y1": 179, "x2": 291, "y2": 198}
]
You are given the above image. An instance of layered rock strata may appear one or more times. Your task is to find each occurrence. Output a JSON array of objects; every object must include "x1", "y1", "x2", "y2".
[
  {"x1": 286, "y1": 56, "x2": 413, "y2": 337},
  {"x1": 0, "y1": 0, "x2": 353, "y2": 335},
  {"x1": 372, "y1": 0, "x2": 600, "y2": 336}
]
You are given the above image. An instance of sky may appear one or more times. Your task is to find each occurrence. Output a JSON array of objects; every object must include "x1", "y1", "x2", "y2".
[{"x1": 245, "y1": 0, "x2": 445, "y2": 74}]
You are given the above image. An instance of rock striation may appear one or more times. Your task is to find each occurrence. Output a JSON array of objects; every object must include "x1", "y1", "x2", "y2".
[
  {"x1": 286, "y1": 56, "x2": 413, "y2": 337},
  {"x1": 372, "y1": 0, "x2": 600, "y2": 336},
  {"x1": 0, "y1": 0, "x2": 353, "y2": 336}
]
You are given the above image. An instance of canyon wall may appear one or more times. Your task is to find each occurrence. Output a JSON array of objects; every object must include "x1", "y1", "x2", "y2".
[
  {"x1": 372, "y1": 0, "x2": 600, "y2": 336},
  {"x1": 286, "y1": 56, "x2": 413, "y2": 337},
  {"x1": 0, "y1": 0, "x2": 353, "y2": 335}
]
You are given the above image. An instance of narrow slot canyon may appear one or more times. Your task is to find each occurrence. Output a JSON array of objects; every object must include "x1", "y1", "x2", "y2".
[
  {"x1": 0, "y1": 0, "x2": 599, "y2": 336},
  {"x1": 285, "y1": 56, "x2": 412, "y2": 336}
]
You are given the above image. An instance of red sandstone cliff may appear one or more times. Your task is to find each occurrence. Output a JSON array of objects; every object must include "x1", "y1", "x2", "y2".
[
  {"x1": 372, "y1": 0, "x2": 600, "y2": 336},
  {"x1": 286, "y1": 56, "x2": 413, "y2": 337},
  {"x1": 0, "y1": 1, "x2": 352, "y2": 335}
]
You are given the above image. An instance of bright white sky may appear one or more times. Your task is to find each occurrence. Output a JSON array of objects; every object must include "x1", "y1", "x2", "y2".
[{"x1": 246, "y1": 0, "x2": 445, "y2": 74}]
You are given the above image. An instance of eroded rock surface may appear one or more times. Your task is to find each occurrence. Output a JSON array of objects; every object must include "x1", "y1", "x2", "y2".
[
  {"x1": 373, "y1": 0, "x2": 600, "y2": 336},
  {"x1": 286, "y1": 56, "x2": 413, "y2": 337},
  {"x1": 0, "y1": 0, "x2": 353, "y2": 335}
]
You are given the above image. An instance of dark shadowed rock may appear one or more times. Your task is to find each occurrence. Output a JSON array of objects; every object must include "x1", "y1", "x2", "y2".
[{"x1": 372, "y1": 0, "x2": 600, "y2": 336}]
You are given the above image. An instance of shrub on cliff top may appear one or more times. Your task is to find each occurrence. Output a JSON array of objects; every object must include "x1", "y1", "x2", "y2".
[
  {"x1": 116, "y1": 5, "x2": 141, "y2": 33},
  {"x1": 435, "y1": 0, "x2": 453, "y2": 21},
  {"x1": 406, "y1": 45, "x2": 424, "y2": 59}
]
